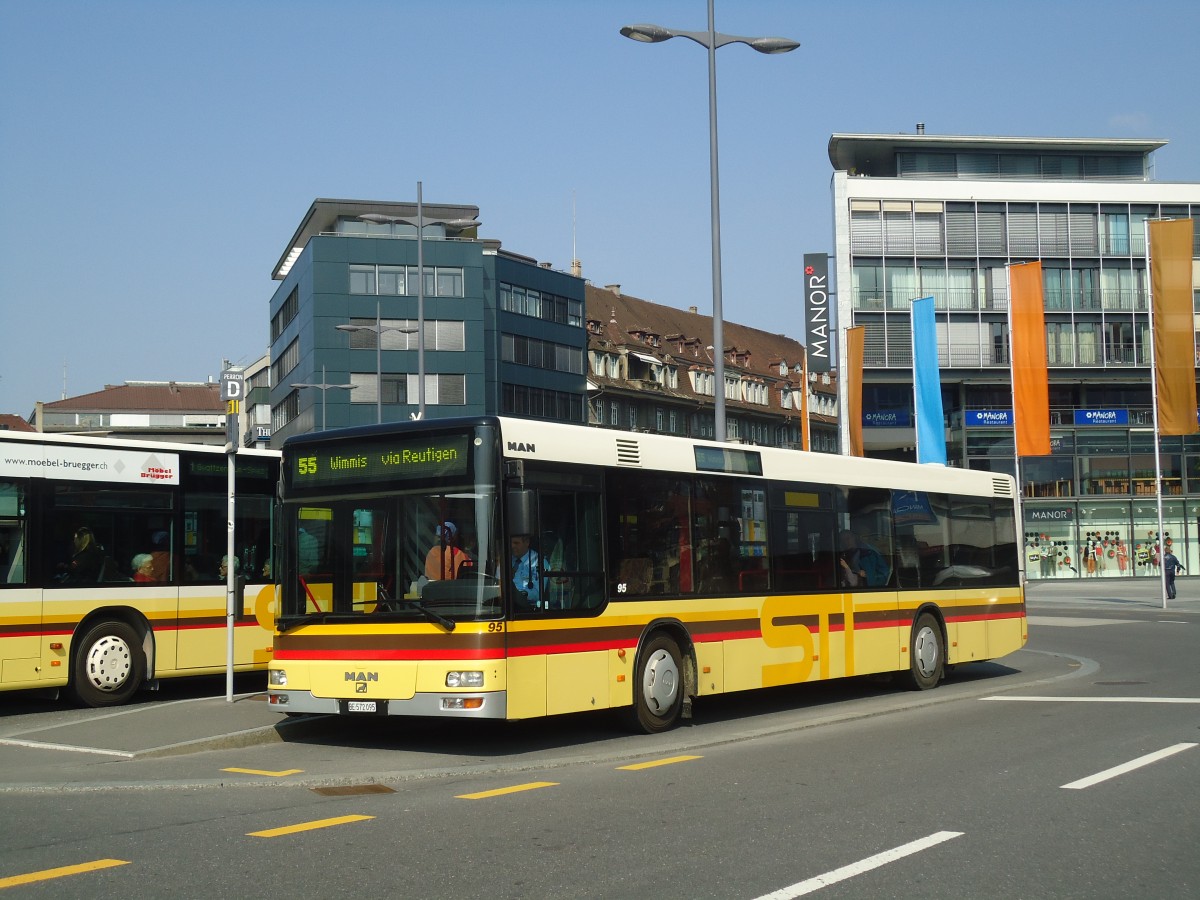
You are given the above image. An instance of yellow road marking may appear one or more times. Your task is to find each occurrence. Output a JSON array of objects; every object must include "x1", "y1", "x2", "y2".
[
  {"x1": 248, "y1": 814, "x2": 374, "y2": 838},
  {"x1": 221, "y1": 767, "x2": 304, "y2": 777},
  {"x1": 0, "y1": 859, "x2": 129, "y2": 890},
  {"x1": 618, "y1": 755, "x2": 702, "y2": 771},
  {"x1": 456, "y1": 781, "x2": 558, "y2": 799}
]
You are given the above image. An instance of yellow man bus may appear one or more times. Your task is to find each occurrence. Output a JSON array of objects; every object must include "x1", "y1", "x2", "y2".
[
  {"x1": 0, "y1": 431, "x2": 278, "y2": 706},
  {"x1": 268, "y1": 417, "x2": 1026, "y2": 732}
]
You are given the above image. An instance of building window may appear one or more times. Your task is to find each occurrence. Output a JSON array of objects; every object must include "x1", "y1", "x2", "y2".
[
  {"x1": 351, "y1": 264, "x2": 465, "y2": 298},
  {"x1": 271, "y1": 390, "x2": 299, "y2": 432},
  {"x1": 405, "y1": 373, "x2": 466, "y2": 406},
  {"x1": 501, "y1": 333, "x2": 584, "y2": 375},
  {"x1": 271, "y1": 287, "x2": 298, "y2": 342},
  {"x1": 271, "y1": 339, "x2": 299, "y2": 385}
]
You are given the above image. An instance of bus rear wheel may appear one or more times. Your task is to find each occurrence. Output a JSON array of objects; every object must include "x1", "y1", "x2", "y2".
[
  {"x1": 627, "y1": 634, "x2": 684, "y2": 733},
  {"x1": 71, "y1": 620, "x2": 145, "y2": 707},
  {"x1": 903, "y1": 612, "x2": 944, "y2": 691}
]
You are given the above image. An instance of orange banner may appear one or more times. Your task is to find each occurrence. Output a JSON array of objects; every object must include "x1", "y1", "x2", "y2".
[
  {"x1": 800, "y1": 351, "x2": 811, "y2": 452},
  {"x1": 846, "y1": 326, "x2": 864, "y2": 457},
  {"x1": 1009, "y1": 262, "x2": 1051, "y2": 457},
  {"x1": 1150, "y1": 218, "x2": 1198, "y2": 436}
]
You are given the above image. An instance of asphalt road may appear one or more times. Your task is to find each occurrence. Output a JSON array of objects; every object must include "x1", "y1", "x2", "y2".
[{"x1": 1, "y1": 597, "x2": 1197, "y2": 898}]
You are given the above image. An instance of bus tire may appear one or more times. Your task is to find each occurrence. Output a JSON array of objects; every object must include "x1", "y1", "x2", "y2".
[
  {"x1": 71, "y1": 620, "x2": 145, "y2": 708},
  {"x1": 902, "y1": 612, "x2": 944, "y2": 691},
  {"x1": 627, "y1": 634, "x2": 684, "y2": 734}
]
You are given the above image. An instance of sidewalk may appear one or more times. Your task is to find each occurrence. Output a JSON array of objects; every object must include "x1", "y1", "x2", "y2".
[
  {"x1": 0, "y1": 692, "x2": 292, "y2": 762},
  {"x1": 1026, "y1": 575, "x2": 1200, "y2": 610}
]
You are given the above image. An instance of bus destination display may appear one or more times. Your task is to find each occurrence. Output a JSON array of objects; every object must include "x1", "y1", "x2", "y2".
[{"x1": 290, "y1": 435, "x2": 470, "y2": 488}]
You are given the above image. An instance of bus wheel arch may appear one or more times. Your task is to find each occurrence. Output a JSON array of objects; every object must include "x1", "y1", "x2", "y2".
[
  {"x1": 625, "y1": 621, "x2": 695, "y2": 733},
  {"x1": 69, "y1": 610, "x2": 153, "y2": 708},
  {"x1": 902, "y1": 606, "x2": 946, "y2": 691}
]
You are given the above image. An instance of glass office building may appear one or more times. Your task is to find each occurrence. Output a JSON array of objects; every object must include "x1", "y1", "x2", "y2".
[{"x1": 830, "y1": 133, "x2": 1200, "y2": 579}]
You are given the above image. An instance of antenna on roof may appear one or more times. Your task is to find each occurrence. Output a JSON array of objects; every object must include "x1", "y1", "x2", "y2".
[
  {"x1": 571, "y1": 190, "x2": 581, "y2": 278},
  {"x1": 62, "y1": 359, "x2": 67, "y2": 400}
]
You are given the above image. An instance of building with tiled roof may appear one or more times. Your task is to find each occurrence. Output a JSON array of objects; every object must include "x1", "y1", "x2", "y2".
[
  {"x1": 0, "y1": 414, "x2": 36, "y2": 433},
  {"x1": 585, "y1": 283, "x2": 837, "y2": 451},
  {"x1": 31, "y1": 381, "x2": 228, "y2": 444}
]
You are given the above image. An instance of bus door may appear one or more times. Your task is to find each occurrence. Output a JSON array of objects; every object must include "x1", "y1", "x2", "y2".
[
  {"x1": 0, "y1": 480, "x2": 41, "y2": 685},
  {"x1": 176, "y1": 488, "x2": 274, "y2": 670},
  {"x1": 504, "y1": 468, "x2": 606, "y2": 718}
]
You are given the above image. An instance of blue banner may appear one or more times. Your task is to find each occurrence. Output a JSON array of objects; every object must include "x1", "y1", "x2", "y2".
[
  {"x1": 1074, "y1": 409, "x2": 1129, "y2": 426},
  {"x1": 911, "y1": 297, "x2": 946, "y2": 465},
  {"x1": 965, "y1": 410, "x2": 1014, "y2": 427}
]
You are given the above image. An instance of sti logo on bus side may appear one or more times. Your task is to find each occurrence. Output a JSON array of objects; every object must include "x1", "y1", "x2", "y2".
[{"x1": 507, "y1": 441, "x2": 535, "y2": 453}]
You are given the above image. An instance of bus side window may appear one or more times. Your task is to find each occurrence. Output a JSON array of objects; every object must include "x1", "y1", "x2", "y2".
[
  {"x1": 537, "y1": 489, "x2": 604, "y2": 610},
  {"x1": 0, "y1": 482, "x2": 27, "y2": 585}
]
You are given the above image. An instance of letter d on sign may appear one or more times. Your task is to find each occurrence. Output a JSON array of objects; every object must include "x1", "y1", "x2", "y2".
[{"x1": 221, "y1": 370, "x2": 245, "y2": 402}]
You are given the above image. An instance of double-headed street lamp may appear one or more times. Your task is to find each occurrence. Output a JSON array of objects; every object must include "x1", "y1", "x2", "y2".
[
  {"x1": 358, "y1": 182, "x2": 481, "y2": 421},
  {"x1": 290, "y1": 365, "x2": 357, "y2": 432},
  {"x1": 336, "y1": 299, "x2": 418, "y2": 424},
  {"x1": 621, "y1": 2, "x2": 798, "y2": 441}
]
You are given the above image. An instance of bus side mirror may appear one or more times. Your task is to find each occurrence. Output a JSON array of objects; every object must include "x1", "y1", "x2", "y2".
[{"x1": 507, "y1": 489, "x2": 535, "y2": 537}]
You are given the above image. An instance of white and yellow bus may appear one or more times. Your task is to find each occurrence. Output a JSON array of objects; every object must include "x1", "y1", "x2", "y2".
[
  {"x1": 0, "y1": 431, "x2": 279, "y2": 706},
  {"x1": 268, "y1": 416, "x2": 1026, "y2": 732}
]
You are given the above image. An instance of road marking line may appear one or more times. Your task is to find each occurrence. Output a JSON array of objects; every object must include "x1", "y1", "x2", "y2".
[
  {"x1": 456, "y1": 781, "x2": 558, "y2": 800},
  {"x1": 247, "y1": 814, "x2": 374, "y2": 838},
  {"x1": 618, "y1": 755, "x2": 702, "y2": 770},
  {"x1": 1026, "y1": 616, "x2": 1142, "y2": 627},
  {"x1": 1061, "y1": 743, "x2": 1198, "y2": 790},
  {"x1": 750, "y1": 831, "x2": 963, "y2": 899},
  {"x1": 0, "y1": 738, "x2": 134, "y2": 758},
  {"x1": 0, "y1": 858, "x2": 129, "y2": 890},
  {"x1": 986, "y1": 696, "x2": 1200, "y2": 704},
  {"x1": 221, "y1": 767, "x2": 304, "y2": 777}
]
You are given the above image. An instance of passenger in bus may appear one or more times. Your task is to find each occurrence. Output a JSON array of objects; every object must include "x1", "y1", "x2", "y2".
[
  {"x1": 838, "y1": 530, "x2": 889, "y2": 587},
  {"x1": 510, "y1": 533, "x2": 546, "y2": 609},
  {"x1": 61, "y1": 526, "x2": 105, "y2": 583},
  {"x1": 149, "y1": 530, "x2": 172, "y2": 581},
  {"x1": 425, "y1": 521, "x2": 472, "y2": 581},
  {"x1": 218, "y1": 555, "x2": 239, "y2": 579},
  {"x1": 132, "y1": 553, "x2": 157, "y2": 583}
]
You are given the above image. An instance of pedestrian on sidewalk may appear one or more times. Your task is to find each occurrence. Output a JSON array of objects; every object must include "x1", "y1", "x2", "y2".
[{"x1": 1162, "y1": 547, "x2": 1184, "y2": 600}]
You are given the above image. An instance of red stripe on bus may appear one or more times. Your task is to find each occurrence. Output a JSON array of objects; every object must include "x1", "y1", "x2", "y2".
[{"x1": 272, "y1": 648, "x2": 505, "y2": 661}]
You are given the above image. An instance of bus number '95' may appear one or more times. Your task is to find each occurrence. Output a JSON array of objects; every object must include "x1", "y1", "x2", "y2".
[{"x1": 298, "y1": 456, "x2": 318, "y2": 476}]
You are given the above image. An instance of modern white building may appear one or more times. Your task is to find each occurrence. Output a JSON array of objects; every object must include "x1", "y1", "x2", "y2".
[{"x1": 830, "y1": 131, "x2": 1200, "y2": 579}]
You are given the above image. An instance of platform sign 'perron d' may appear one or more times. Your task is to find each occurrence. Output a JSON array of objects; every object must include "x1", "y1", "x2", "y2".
[{"x1": 803, "y1": 253, "x2": 831, "y2": 374}]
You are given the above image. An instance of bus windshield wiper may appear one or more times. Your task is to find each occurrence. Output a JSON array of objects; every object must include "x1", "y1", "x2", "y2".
[{"x1": 378, "y1": 583, "x2": 456, "y2": 632}]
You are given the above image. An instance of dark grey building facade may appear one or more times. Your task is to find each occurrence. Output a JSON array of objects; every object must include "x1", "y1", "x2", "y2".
[{"x1": 267, "y1": 199, "x2": 586, "y2": 444}]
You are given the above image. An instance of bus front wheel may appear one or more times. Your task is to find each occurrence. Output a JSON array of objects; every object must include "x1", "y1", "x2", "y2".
[
  {"x1": 627, "y1": 634, "x2": 684, "y2": 733},
  {"x1": 71, "y1": 620, "x2": 145, "y2": 707},
  {"x1": 903, "y1": 612, "x2": 944, "y2": 691}
]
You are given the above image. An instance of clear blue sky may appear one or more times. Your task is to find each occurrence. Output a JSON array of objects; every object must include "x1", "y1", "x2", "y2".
[{"x1": 2, "y1": 0, "x2": 1197, "y2": 416}]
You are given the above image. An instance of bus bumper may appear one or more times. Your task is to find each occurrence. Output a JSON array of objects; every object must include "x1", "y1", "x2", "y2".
[{"x1": 266, "y1": 689, "x2": 507, "y2": 719}]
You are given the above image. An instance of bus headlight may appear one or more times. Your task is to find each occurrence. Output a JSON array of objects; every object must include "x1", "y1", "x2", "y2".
[
  {"x1": 445, "y1": 670, "x2": 484, "y2": 688},
  {"x1": 268, "y1": 669, "x2": 288, "y2": 687}
]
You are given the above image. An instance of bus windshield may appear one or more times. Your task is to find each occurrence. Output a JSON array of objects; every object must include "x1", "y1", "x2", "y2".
[{"x1": 279, "y1": 425, "x2": 503, "y2": 626}]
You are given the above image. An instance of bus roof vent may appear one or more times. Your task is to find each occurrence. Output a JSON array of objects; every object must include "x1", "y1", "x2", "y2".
[
  {"x1": 615, "y1": 437, "x2": 641, "y2": 467},
  {"x1": 992, "y1": 477, "x2": 1013, "y2": 497}
]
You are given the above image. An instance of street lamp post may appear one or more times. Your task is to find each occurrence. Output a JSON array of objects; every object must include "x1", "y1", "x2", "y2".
[
  {"x1": 290, "y1": 364, "x2": 357, "y2": 432},
  {"x1": 621, "y1": 1, "x2": 798, "y2": 441},
  {"x1": 358, "y1": 190, "x2": 481, "y2": 422},
  {"x1": 336, "y1": 298, "x2": 418, "y2": 424}
]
